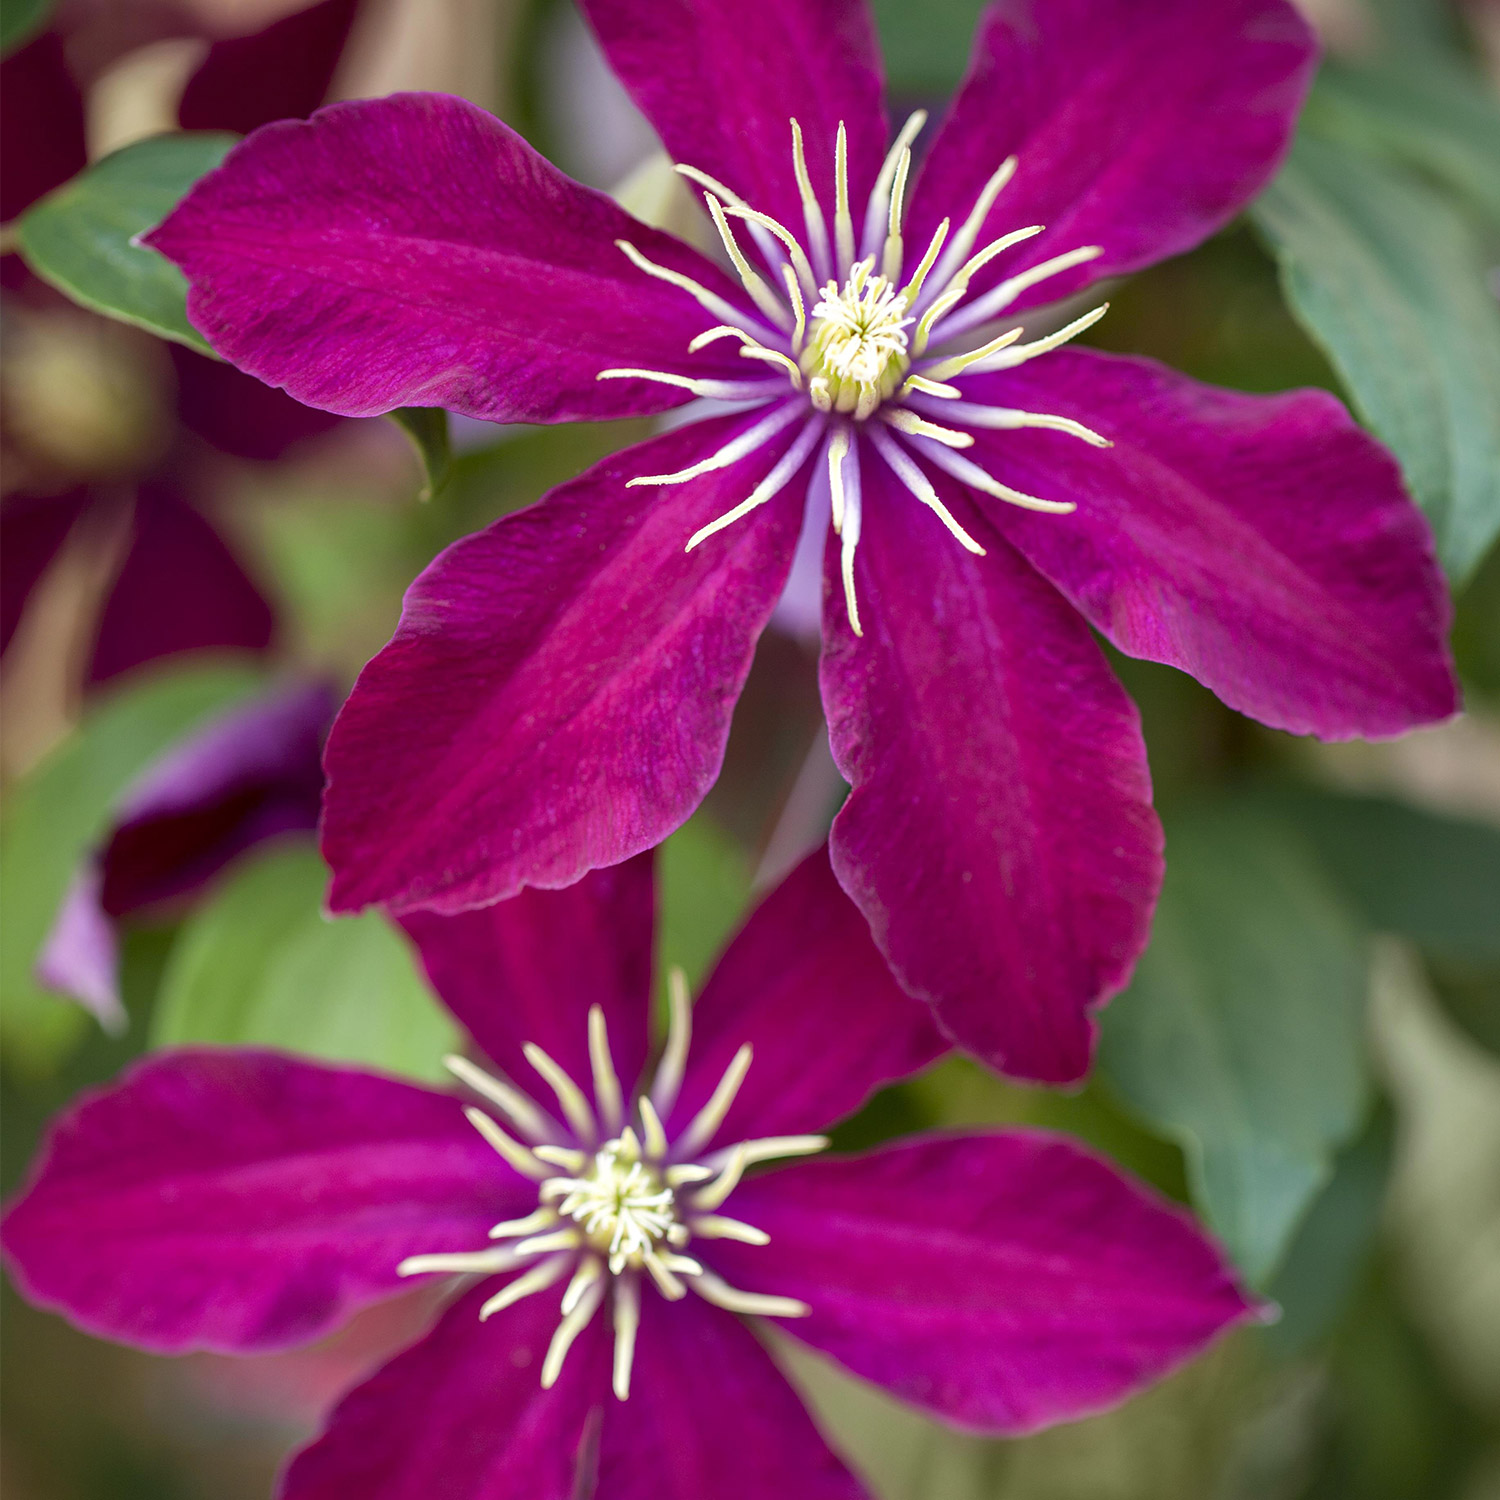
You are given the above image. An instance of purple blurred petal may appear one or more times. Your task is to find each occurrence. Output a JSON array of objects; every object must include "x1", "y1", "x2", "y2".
[
  {"x1": 595, "y1": 1290, "x2": 869, "y2": 1500},
  {"x1": 35, "y1": 866, "x2": 124, "y2": 1033},
  {"x1": 87, "y1": 484, "x2": 274, "y2": 685},
  {"x1": 669, "y1": 846, "x2": 946, "y2": 1146},
  {"x1": 580, "y1": 0, "x2": 886, "y2": 236},
  {"x1": 178, "y1": 0, "x2": 360, "y2": 136},
  {"x1": 709, "y1": 1132, "x2": 1255, "y2": 1435},
  {"x1": 282, "y1": 1284, "x2": 607, "y2": 1500},
  {"x1": 322, "y1": 416, "x2": 805, "y2": 915},
  {"x1": 964, "y1": 350, "x2": 1459, "y2": 738},
  {"x1": 0, "y1": 488, "x2": 88, "y2": 658},
  {"x1": 401, "y1": 856, "x2": 655, "y2": 1118},
  {"x1": 146, "y1": 93, "x2": 753, "y2": 424},
  {"x1": 821, "y1": 451, "x2": 1161, "y2": 1084},
  {"x1": 0, "y1": 32, "x2": 86, "y2": 223},
  {"x1": 906, "y1": 0, "x2": 1315, "y2": 316},
  {"x1": 98, "y1": 676, "x2": 333, "y2": 914},
  {"x1": 170, "y1": 343, "x2": 343, "y2": 461},
  {"x1": 0, "y1": 1050, "x2": 518, "y2": 1354}
]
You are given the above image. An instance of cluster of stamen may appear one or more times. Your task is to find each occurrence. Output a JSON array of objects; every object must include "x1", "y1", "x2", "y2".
[
  {"x1": 600, "y1": 110, "x2": 1115, "y2": 636},
  {"x1": 398, "y1": 972, "x2": 822, "y2": 1401}
]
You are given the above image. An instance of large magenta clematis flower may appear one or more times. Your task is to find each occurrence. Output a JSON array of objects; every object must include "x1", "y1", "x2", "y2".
[
  {"x1": 145, "y1": 0, "x2": 1458, "y2": 1082},
  {"x1": 3, "y1": 849, "x2": 1253, "y2": 1497}
]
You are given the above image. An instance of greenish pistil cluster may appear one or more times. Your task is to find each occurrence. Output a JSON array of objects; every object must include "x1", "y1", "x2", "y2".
[{"x1": 801, "y1": 263, "x2": 913, "y2": 418}]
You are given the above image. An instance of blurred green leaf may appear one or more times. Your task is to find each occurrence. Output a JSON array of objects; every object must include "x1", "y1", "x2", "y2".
[
  {"x1": 1423, "y1": 958, "x2": 1500, "y2": 1060},
  {"x1": 1252, "y1": 133, "x2": 1500, "y2": 583},
  {"x1": 869, "y1": 0, "x2": 980, "y2": 95},
  {"x1": 16, "y1": 132, "x2": 237, "y2": 352},
  {"x1": 1307, "y1": 63, "x2": 1500, "y2": 230},
  {"x1": 387, "y1": 408, "x2": 452, "y2": 501},
  {"x1": 152, "y1": 840, "x2": 458, "y2": 1081},
  {"x1": 0, "y1": 662, "x2": 263, "y2": 1077},
  {"x1": 1263, "y1": 1103, "x2": 1394, "y2": 1358},
  {"x1": 1098, "y1": 807, "x2": 1370, "y2": 1285},
  {"x1": 0, "y1": 0, "x2": 51, "y2": 53},
  {"x1": 656, "y1": 813, "x2": 753, "y2": 993},
  {"x1": 1247, "y1": 786, "x2": 1500, "y2": 966}
]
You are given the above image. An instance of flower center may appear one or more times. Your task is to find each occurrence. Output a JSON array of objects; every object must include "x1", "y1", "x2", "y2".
[
  {"x1": 398, "y1": 973, "x2": 825, "y2": 1402},
  {"x1": 801, "y1": 263, "x2": 911, "y2": 415},
  {"x1": 546, "y1": 1138, "x2": 684, "y2": 1269},
  {"x1": 600, "y1": 113, "x2": 1116, "y2": 640}
]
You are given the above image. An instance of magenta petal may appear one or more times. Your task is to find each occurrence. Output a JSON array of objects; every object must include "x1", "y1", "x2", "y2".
[
  {"x1": 0, "y1": 1050, "x2": 516, "y2": 1354},
  {"x1": 0, "y1": 488, "x2": 88, "y2": 659},
  {"x1": 145, "y1": 93, "x2": 752, "y2": 424},
  {"x1": 820, "y1": 454, "x2": 1161, "y2": 1083},
  {"x1": 177, "y1": 0, "x2": 359, "y2": 136},
  {"x1": 322, "y1": 416, "x2": 805, "y2": 915},
  {"x1": 963, "y1": 351, "x2": 1459, "y2": 737},
  {"x1": 88, "y1": 485, "x2": 274, "y2": 685},
  {"x1": 669, "y1": 846, "x2": 946, "y2": 1146},
  {"x1": 596, "y1": 1291, "x2": 868, "y2": 1500},
  {"x1": 0, "y1": 33, "x2": 86, "y2": 223},
  {"x1": 709, "y1": 1132, "x2": 1254, "y2": 1435},
  {"x1": 907, "y1": 0, "x2": 1315, "y2": 313},
  {"x1": 581, "y1": 0, "x2": 886, "y2": 234},
  {"x1": 98, "y1": 676, "x2": 332, "y2": 915},
  {"x1": 401, "y1": 856, "x2": 655, "y2": 1114},
  {"x1": 170, "y1": 344, "x2": 343, "y2": 461},
  {"x1": 282, "y1": 1285, "x2": 606, "y2": 1500},
  {"x1": 35, "y1": 867, "x2": 123, "y2": 1031}
]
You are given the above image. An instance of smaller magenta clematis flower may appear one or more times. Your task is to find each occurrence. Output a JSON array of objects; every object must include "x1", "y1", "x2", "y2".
[
  {"x1": 37, "y1": 678, "x2": 334, "y2": 1030},
  {"x1": 2, "y1": 849, "x2": 1253, "y2": 1498},
  {"x1": 144, "y1": 0, "x2": 1458, "y2": 1087}
]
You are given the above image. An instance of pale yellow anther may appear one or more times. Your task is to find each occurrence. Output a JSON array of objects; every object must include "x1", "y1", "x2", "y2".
[
  {"x1": 541, "y1": 1274, "x2": 605, "y2": 1386},
  {"x1": 691, "y1": 1143, "x2": 748, "y2": 1211},
  {"x1": 883, "y1": 407, "x2": 975, "y2": 449},
  {"x1": 523, "y1": 1042, "x2": 597, "y2": 1144},
  {"x1": 444, "y1": 1055, "x2": 550, "y2": 1141},
  {"x1": 689, "y1": 1214, "x2": 771, "y2": 1245},
  {"x1": 612, "y1": 1274, "x2": 641, "y2": 1400},
  {"x1": 677, "y1": 1044, "x2": 753, "y2": 1157},
  {"x1": 789, "y1": 118, "x2": 832, "y2": 277},
  {"x1": 692, "y1": 1270, "x2": 809, "y2": 1320},
  {"x1": 705, "y1": 194, "x2": 794, "y2": 328},
  {"x1": 834, "y1": 122, "x2": 855, "y2": 271},
  {"x1": 588, "y1": 1006, "x2": 624, "y2": 1134},
  {"x1": 487, "y1": 1207, "x2": 559, "y2": 1241},
  {"x1": 638, "y1": 1096, "x2": 669, "y2": 1160},
  {"x1": 651, "y1": 965, "x2": 692, "y2": 1117},
  {"x1": 478, "y1": 1255, "x2": 570, "y2": 1320},
  {"x1": 463, "y1": 1107, "x2": 551, "y2": 1180}
]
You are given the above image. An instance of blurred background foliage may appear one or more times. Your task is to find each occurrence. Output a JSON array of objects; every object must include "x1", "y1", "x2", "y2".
[{"x1": 2, "y1": 0, "x2": 1498, "y2": 1496}]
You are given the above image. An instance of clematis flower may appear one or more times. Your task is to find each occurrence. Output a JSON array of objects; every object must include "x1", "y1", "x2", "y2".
[
  {"x1": 37, "y1": 677, "x2": 334, "y2": 1030},
  {"x1": 145, "y1": 0, "x2": 1458, "y2": 1083},
  {"x1": 1, "y1": 0, "x2": 361, "y2": 684},
  {"x1": 2, "y1": 849, "x2": 1254, "y2": 1498}
]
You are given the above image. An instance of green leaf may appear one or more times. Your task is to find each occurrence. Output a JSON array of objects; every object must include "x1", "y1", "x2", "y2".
[
  {"x1": 1246, "y1": 785, "x2": 1500, "y2": 966},
  {"x1": 387, "y1": 408, "x2": 453, "y2": 502},
  {"x1": 656, "y1": 814, "x2": 753, "y2": 993},
  {"x1": 869, "y1": 0, "x2": 981, "y2": 94},
  {"x1": 0, "y1": 662, "x2": 264, "y2": 1077},
  {"x1": 152, "y1": 841, "x2": 459, "y2": 1082},
  {"x1": 1262, "y1": 1102, "x2": 1394, "y2": 1357},
  {"x1": 1307, "y1": 63, "x2": 1500, "y2": 230},
  {"x1": 0, "y1": 0, "x2": 51, "y2": 54},
  {"x1": 1097, "y1": 807, "x2": 1371, "y2": 1285},
  {"x1": 16, "y1": 132, "x2": 237, "y2": 352},
  {"x1": 1252, "y1": 132, "x2": 1500, "y2": 583}
]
